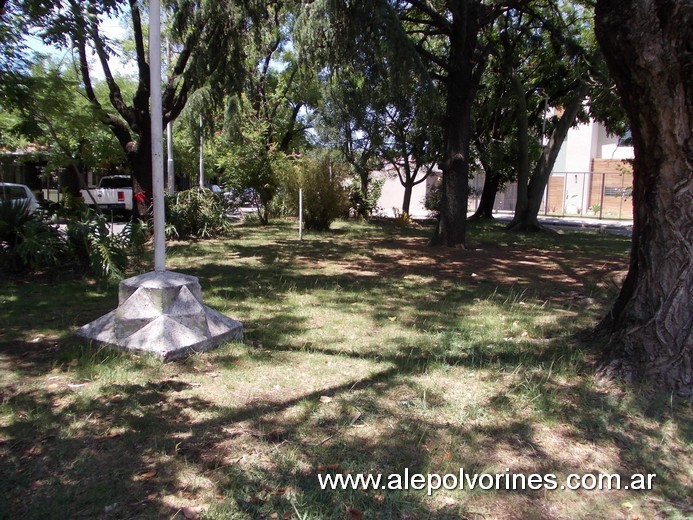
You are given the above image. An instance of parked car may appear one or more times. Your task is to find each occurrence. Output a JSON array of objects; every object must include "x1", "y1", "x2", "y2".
[
  {"x1": 80, "y1": 175, "x2": 133, "y2": 216},
  {"x1": 0, "y1": 182, "x2": 39, "y2": 215}
]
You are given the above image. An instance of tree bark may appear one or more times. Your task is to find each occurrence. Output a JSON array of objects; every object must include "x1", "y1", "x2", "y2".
[
  {"x1": 468, "y1": 168, "x2": 500, "y2": 220},
  {"x1": 508, "y1": 81, "x2": 588, "y2": 231},
  {"x1": 402, "y1": 184, "x2": 413, "y2": 215},
  {"x1": 594, "y1": 0, "x2": 692, "y2": 395},
  {"x1": 428, "y1": 1, "x2": 483, "y2": 247},
  {"x1": 508, "y1": 69, "x2": 530, "y2": 224}
]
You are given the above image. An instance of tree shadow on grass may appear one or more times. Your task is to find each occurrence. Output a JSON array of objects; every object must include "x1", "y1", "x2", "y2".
[
  {"x1": 1, "y1": 221, "x2": 686, "y2": 519},
  {"x1": 1, "y1": 330, "x2": 690, "y2": 519}
]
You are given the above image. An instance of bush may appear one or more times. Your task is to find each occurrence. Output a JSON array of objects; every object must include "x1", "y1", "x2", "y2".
[
  {"x1": 348, "y1": 178, "x2": 384, "y2": 219},
  {"x1": 1, "y1": 199, "x2": 145, "y2": 280},
  {"x1": 293, "y1": 155, "x2": 350, "y2": 232},
  {"x1": 0, "y1": 200, "x2": 64, "y2": 272},
  {"x1": 165, "y1": 187, "x2": 235, "y2": 240},
  {"x1": 424, "y1": 182, "x2": 442, "y2": 218},
  {"x1": 64, "y1": 210, "x2": 131, "y2": 280}
]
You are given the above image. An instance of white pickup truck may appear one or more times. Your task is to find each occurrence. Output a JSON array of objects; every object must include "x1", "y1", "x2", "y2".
[{"x1": 81, "y1": 175, "x2": 134, "y2": 215}]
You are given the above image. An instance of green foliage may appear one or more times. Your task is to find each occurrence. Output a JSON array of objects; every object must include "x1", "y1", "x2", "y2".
[
  {"x1": 63, "y1": 209, "x2": 132, "y2": 281},
  {"x1": 291, "y1": 154, "x2": 350, "y2": 231},
  {"x1": 0, "y1": 200, "x2": 63, "y2": 272},
  {"x1": 218, "y1": 114, "x2": 290, "y2": 225},
  {"x1": 14, "y1": 218, "x2": 66, "y2": 270},
  {"x1": 348, "y1": 177, "x2": 383, "y2": 218},
  {"x1": 165, "y1": 187, "x2": 234, "y2": 240},
  {"x1": 1, "y1": 57, "x2": 126, "y2": 173},
  {"x1": 424, "y1": 181, "x2": 442, "y2": 218},
  {"x1": 1, "y1": 198, "x2": 142, "y2": 280}
]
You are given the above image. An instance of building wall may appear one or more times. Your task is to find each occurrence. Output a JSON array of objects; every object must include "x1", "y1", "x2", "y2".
[
  {"x1": 374, "y1": 165, "x2": 437, "y2": 219},
  {"x1": 370, "y1": 119, "x2": 634, "y2": 220}
]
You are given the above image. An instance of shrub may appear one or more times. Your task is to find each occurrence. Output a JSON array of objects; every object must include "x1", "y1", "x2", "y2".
[
  {"x1": 393, "y1": 208, "x2": 414, "y2": 228},
  {"x1": 165, "y1": 187, "x2": 235, "y2": 239},
  {"x1": 1, "y1": 200, "x2": 143, "y2": 280},
  {"x1": 348, "y1": 177, "x2": 384, "y2": 219},
  {"x1": 64, "y1": 209, "x2": 132, "y2": 280},
  {"x1": 293, "y1": 155, "x2": 350, "y2": 232},
  {"x1": 424, "y1": 182, "x2": 442, "y2": 218},
  {"x1": 0, "y1": 200, "x2": 64, "y2": 271}
]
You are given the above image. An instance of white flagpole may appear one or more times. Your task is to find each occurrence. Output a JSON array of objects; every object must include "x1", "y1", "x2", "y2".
[{"x1": 149, "y1": 0, "x2": 165, "y2": 272}]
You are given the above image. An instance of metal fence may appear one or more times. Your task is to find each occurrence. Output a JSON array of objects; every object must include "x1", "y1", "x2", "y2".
[{"x1": 469, "y1": 170, "x2": 634, "y2": 220}]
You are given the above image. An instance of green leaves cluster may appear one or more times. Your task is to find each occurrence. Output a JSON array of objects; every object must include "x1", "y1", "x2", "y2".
[
  {"x1": 165, "y1": 187, "x2": 234, "y2": 240},
  {"x1": 283, "y1": 153, "x2": 350, "y2": 232},
  {"x1": 0, "y1": 201, "x2": 143, "y2": 280}
]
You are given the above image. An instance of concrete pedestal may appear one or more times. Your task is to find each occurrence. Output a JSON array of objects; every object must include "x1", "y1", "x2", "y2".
[{"x1": 75, "y1": 271, "x2": 242, "y2": 361}]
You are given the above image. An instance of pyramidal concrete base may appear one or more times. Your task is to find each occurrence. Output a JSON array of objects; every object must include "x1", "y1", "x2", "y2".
[{"x1": 75, "y1": 271, "x2": 243, "y2": 361}]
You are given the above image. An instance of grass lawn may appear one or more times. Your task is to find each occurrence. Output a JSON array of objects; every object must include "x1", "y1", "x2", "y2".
[{"x1": 1, "y1": 219, "x2": 690, "y2": 519}]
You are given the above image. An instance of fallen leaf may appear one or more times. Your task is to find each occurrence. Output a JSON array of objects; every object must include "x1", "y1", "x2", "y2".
[
  {"x1": 139, "y1": 470, "x2": 157, "y2": 479},
  {"x1": 443, "y1": 451, "x2": 452, "y2": 461},
  {"x1": 346, "y1": 507, "x2": 363, "y2": 520}
]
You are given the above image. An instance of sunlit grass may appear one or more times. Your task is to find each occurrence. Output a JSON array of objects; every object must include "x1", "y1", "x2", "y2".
[{"x1": 1, "y1": 219, "x2": 689, "y2": 519}]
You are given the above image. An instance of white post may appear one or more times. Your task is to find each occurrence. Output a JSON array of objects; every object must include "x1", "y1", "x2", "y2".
[
  {"x1": 149, "y1": 0, "x2": 166, "y2": 272},
  {"x1": 199, "y1": 114, "x2": 204, "y2": 187},
  {"x1": 298, "y1": 188, "x2": 303, "y2": 241},
  {"x1": 167, "y1": 122, "x2": 175, "y2": 195}
]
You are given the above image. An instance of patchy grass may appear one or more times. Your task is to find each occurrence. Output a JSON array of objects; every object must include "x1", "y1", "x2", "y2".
[{"x1": 0, "y1": 219, "x2": 690, "y2": 520}]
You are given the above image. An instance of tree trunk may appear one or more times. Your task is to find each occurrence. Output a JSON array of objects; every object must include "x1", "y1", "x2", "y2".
[
  {"x1": 359, "y1": 169, "x2": 369, "y2": 201},
  {"x1": 594, "y1": 0, "x2": 692, "y2": 395},
  {"x1": 402, "y1": 183, "x2": 413, "y2": 215},
  {"x1": 429, "y1": 1, "x2": 482, "y2": 247},
  {"x1": 468, "y1": 168, "x2": 500, "y2": 220},
  {"x1": 126, "y1": 139, "x2": 153, "y2": 219},
  {"x1": 508, "y1": 81, "x2": 588, "y2": 231},
  {"x1": 508, "y1": 70, "x2": 530, "y2": 224}
]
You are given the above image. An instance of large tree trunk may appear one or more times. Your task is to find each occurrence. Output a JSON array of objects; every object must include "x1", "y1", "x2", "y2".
[
  {"x1": 594, "y1": 0, "x2": 692, "y2": 395},
  {"x1": 125, "y1": 133, "x2": 153, "y2": 219},
  {"x1": 429, "y1": 1, "x2": 482, "y2": 247},
  {"x1": 508, "y1": 70, "x2": 530, "y2": 224},
  {"x1": 468, "y1": 168, "x2": 500, "y2": 220},
  {"x1": 508, "y1": 81, "x2": 588, "y2": 231}
]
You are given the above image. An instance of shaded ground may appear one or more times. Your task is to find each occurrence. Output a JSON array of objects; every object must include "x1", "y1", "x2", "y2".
[{"x1": 0, "y1": 220, "x2": 690, "y2": 520}]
